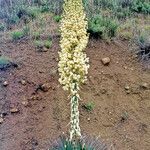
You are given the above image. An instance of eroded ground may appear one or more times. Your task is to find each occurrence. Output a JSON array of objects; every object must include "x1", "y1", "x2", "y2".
[{"x1": 0, "y1": 38, "x2": 150, "y2": 150}]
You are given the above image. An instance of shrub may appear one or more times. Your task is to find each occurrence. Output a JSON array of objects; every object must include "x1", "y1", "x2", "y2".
[
  {"x1": 88, "y1": 15, "x2": 118, "y2": 39},
  {"x1": 131, "y1": 0, "x2": 150, "y2": 14},
  {"x1": 0, "y1": 23, "x2": 5, "y2": 31},
  {"x1": 115, "y1": 7, "x2": 132, "y2": 19},
  {"x1": 44, "y1": 40, "x2": 52, "y2": 49},
  {"x1": 11, "y1": 31, "x2": 24, "y2": 40},
  {"x1": 26, "y1": 6, "x2": 41, "y2": 19},
  {"x1": 7, "y1": 14, "x2": 20, "y2": 24},
  {"x1": 40, "y1": 1, "x2": 51, "y2": 13},
  {"x1": 118, "y1": 0, "x2": 134, "y2": 8},
  {"x1": 53, "y1": 15, "x2": 61, "y2": 23},
  {"x1": 136, "y1": 30, "x2": 150, "y2": 61}
]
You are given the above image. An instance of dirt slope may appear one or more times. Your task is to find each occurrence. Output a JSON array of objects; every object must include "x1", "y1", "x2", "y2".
[{"x1": 0, "y1": 38, "x2": 150, "y2": 150}]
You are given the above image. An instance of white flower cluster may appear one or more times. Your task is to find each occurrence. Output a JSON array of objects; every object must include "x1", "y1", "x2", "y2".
[
  {"x1": 58, "y1": 0, "x2": 89, "y2": 93},
  {"x1": 58, "y1": 0, "x2": 89, "y2": 141}
]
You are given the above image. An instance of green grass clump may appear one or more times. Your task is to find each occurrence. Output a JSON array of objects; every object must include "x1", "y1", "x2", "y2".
[
  {"x1": 53, "y1": 15, "x2": 62, "y2": 23},
  {"x1": 32, "y1": 32, "x2": 41, "y2": 40},
  {"x1": 34, "y1": 40, "x2": 44, "y2": 48},
  {"x1": 44, "y1": 40, "x2": 52, "y2": 49},
  {"x1": 51, "y1": 136, "x2": 107, "y2": 150},
  {"x1": 26, "y1": 6, "x2": 41, "y2": 19},
  {"x1": 22, "y1": 25, "x2": 30, "y2": 36},
  {"x1": 88, "y1": 15, "x2": 118, "y2": 39},
  {"x1": 51, "y1": 140, "x2": 84, "y2": 150},
  {"x1": 0, "y1": 56, "x2": 10, "y2": 65},
  {"x1": 83, "y1": 102, "x2": 95, "y2": 112},
  {"x1": 0, "y1": 56, "x2": 11, "y2": 69},
  {"x1": 0, "y1": 23, "x2": 5, "y2": 31},
  {"x1": 11, "y1": 31, "x2": 25, "y2": 40},
  {"x1": 34, "y1": 39, "x2": 52, "y2": 49}
]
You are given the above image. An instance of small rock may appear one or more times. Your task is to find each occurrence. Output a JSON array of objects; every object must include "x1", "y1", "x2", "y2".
[
  {"x1": 124, "y1": 66, "x2": 128, "y2": 69},
  {"x1": 0, "y1": 117, "x2": 4, "y2": 124},
  {"x1": 3, "y1": 81, "x2": 9, "y2": 86},
  {"x1": 140, "y1": 83, "x2": 149, "y2": 89},
  {"x1": 42, "y1": 47, "x2": 48, "y2": 52},
  {"x1": 126, "y1": 90, "x2": 130, "y2": 94},
  {"x1": 0, "y1": 112, "x2": 8, "y2": 117},
  {"x1": 20, "y1": 80, "x2": 26, "y2": 85},
  {"x1": 22, "y1": 101, "x2": 29, "y2": 107},
  {"x1": 130, "y1": 68, "x2": 134, "y2": 71},
  {"x1": 87, "y1": 117, "x2": 90, "y2": 121},
  {"x1": 120, "y1": 111, "x2": 128, "y2": 122},
  {"x1": 39, "y1": 83, "x2": 51, "y2": 92},
  {"x1": 39, "y1": 70, "x2": 44, "y2": 74},
  {"x1": 56, "y1": 58, "x2": 59, "y2": 62},
  {"x1": 30, "y1": 95, "x2": 42, "y2": 101},
  {"x1": 125, "y1": 86, "x2": 130, "y2": 90},
  {"x1": 101, "y1": 57, "x2": 111, "y2": 65},
  {"x1": 10, "y1": 108, "x2": 19, "y2": 113},
  {"x1": 31, "y1": 138, "x2": 38, "y2": 146},
  {"x1": 30, "y1": 95, "x2": 39, "y2": 101},
  {"x1": 101, "y1": 89, "x2": 107, "y2": 94}
]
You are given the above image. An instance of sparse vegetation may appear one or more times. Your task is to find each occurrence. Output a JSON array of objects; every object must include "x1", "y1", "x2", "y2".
[
  {"x1": 44, "y1": 40, "x2": 52, "y2": 49},
  {"x1": 51, "y1": 136, "x2": 107, "y2": 150},
  {"x1": 0, "y1": 23, "x2": 5, "y2": 31},
  {"x1": 137, "y1": 29, "x2": 150, "y2": 61},
  {"x1": 32, "y1": 31, "x2": 41, "y2": 40},
  {"x1": 83, "y1": 102, "x2": 95, "y2": 112},
  {"x1": 0, "y1": 56, "x2": 12, "y2": 70},
  {"x1": 88, "y1": 15, "x2": 118, "y2": 39},
  {"x1": 131, "y1": 0, "x2": 150, "y2": 14},
  {"x1": 53, "y1": 15, "x2": 61, "y2": 23},
  {"x1": 11, "y1": 31, "x2": 25, "y2": 40},
  {"x1": 34, "y1": 40, "x2": 44, "y2": 49},
  {"x1": 0, "y1": 0, "x2": 150, "y2": 149}
]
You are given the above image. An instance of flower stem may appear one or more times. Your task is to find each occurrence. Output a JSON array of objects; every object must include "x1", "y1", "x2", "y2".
[{"x1": 70, "y1": 83, "x2": 81, "y2": 141}]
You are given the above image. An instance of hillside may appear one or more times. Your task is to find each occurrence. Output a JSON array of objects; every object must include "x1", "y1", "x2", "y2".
[{"x1": 0, "y1": 0, "x2": 150, "y2": 150}]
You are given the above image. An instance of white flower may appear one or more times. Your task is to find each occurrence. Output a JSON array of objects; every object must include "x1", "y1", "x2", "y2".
[{"x1": 58, "y1": 0, "x2": 89, "y2": 141}]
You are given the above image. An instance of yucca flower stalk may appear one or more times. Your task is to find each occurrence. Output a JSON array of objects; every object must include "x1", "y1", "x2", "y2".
[{"x1": 58, "y1": 0, "x2": 89, "y2": 141}]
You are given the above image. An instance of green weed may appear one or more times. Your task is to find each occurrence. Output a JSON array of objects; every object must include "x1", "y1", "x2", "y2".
[
  {"x1": 44, "y1": 40, "x2": 52, "y2": 49},
  {"x1": 34, "y1": 40, "x2": 44, "y2": 48},
  {"x1": 11, "y1": 31, "x2": 25, "y2": 40},
  {"x1": 53, "y1": 15, "x2": 61, "y2": 23},
  {"x1": 83, "y1": 102, "x2": 95, "y2": 112},
  {"x1": 0, "y1": 23, "x2": 5, "y2": 31}
]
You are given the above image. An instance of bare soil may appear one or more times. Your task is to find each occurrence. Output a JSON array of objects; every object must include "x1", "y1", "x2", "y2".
[{"x1": 0, "y1": 37, "x2": 150, "y2": 150}]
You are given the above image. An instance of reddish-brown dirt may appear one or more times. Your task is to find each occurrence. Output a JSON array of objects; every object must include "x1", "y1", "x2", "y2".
[{"x1": 0, "y1": 37, "x2": 150, "y2": 150}]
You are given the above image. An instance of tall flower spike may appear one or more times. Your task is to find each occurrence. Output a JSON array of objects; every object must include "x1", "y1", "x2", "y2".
[{"x1": 58, "y1": 0, "x2": 89, "y2": 141}]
